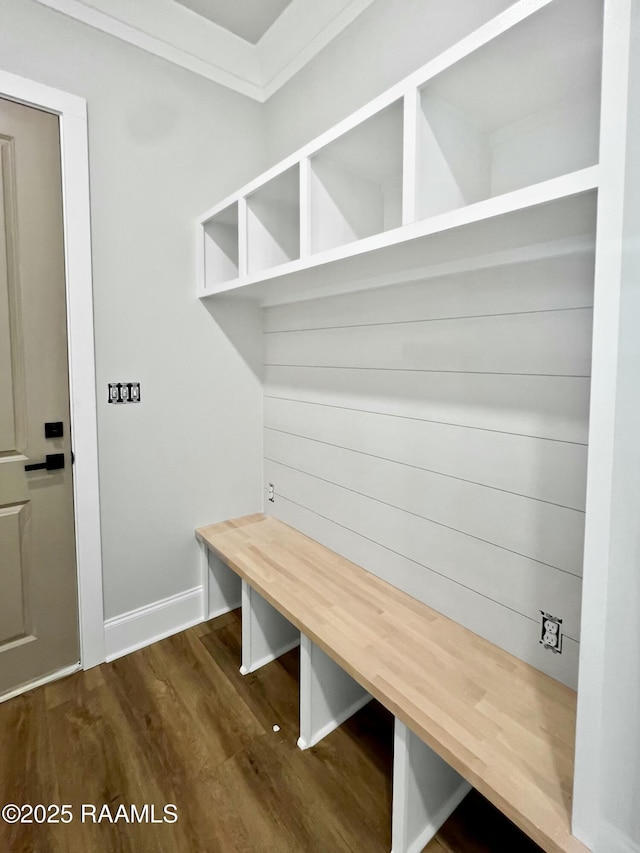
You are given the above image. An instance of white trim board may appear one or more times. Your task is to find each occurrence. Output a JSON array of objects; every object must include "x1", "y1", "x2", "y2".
[
  {"x1": 104, "y1": 587, "x2": 204, "y2": 662},
  {"x1": 0, "y1": 70, "x2": 105, "y2": 670},
  {"x1": 31, "y1": 0, "x2": 376, "y2": 102}
]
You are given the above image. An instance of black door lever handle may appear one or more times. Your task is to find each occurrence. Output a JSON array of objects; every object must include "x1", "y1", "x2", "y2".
[{"x1": 25, "y1": 453, "x2": 65, "y2": 472}]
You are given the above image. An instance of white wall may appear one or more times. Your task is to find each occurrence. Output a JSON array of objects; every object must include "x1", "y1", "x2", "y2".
[
  {"x1": 264, "y1": 0, "x2": 514, "y2": 162},
  {"x1": 0, "y1": 0, "x2": 266, "y2": 620}
]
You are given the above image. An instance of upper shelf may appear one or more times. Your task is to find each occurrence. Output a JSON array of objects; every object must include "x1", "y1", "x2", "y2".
[
  {"x1": 309, "y1": 100, "x2": 404, "y2": 254},
  {"x1": 246, "y1": 165, "x2": 300, "y2": 275},
  {"x1": 203, "y1": 169, "x2": 598, "y2": 306},
  {"x1": 412, "y1": 0, "x2": 601, "y2": 220},
  {"x1": 197, "y1": 0, "x2": 603, "y2": 305}
]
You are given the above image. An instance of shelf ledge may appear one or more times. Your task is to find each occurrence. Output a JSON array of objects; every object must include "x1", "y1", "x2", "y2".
[{"x1": 198, "y1": 167, "x2": 598, "y2": 306}]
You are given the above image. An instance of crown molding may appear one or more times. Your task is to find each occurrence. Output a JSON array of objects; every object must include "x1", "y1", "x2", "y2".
[
  {"x1": 32, "y1": 0, "x2": 376, "y2": 102},
  {"x1": 33, "y1": 0, "x2": 263, "y2": 99},
  {"x1": 258, "y1": 0, "x2": 377, "y2": 99}
]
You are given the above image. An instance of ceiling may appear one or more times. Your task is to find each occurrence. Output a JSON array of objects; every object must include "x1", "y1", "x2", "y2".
[
  {"x1": 174, "y1": 0, "x2": 294, "y2": 45},
  {"x1": 34, "y1": 0, "x2": 375, "y2": 101}
]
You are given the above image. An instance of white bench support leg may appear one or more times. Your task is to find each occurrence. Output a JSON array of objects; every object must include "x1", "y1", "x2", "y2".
[
  {"x1": 203, "y1": 548, "x2": 242, "y2": 619},
  {"x1": 391, "y1": 719, "x2": 471, "y2": 853},
  {"x1": 240, "y1": 581, "x2": 300, "y2": 675},
  {"x1": 298, "y1": 634, "x2": 371, "y2": 750}
]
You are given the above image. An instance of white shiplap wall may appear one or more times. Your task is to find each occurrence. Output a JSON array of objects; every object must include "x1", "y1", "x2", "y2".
[{"x1": 263, "y1": 252, "x2": 594, "y2": 688}]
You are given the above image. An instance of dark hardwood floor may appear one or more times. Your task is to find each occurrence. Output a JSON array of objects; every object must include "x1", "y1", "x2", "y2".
[{"x1": 0, "y1": 610, "x2": 543, "y2": 852}]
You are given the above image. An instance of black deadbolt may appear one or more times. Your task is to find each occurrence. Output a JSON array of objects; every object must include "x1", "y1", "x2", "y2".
[{"x1": 45, "y1": 422, "x2": 64, "y2": 439}]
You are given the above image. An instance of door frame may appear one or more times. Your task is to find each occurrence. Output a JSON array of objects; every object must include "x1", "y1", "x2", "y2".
[{"x1": 0, "y1": 70, "x2": 105, "y2": 670}]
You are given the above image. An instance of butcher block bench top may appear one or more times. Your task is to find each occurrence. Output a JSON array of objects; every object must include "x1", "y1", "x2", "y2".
[{"x1": 196, "y1": 513, "x2": 587, "y2": 853}]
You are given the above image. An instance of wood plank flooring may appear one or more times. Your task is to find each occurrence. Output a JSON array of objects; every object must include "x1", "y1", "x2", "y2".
[{"x1": 0, "y1": 610, "x2": 543, "y2": 853}]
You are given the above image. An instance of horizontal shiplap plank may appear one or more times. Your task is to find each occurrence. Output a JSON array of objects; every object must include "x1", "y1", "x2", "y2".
[
  {"x1": 264, "y1": 308, "x2": 593, "y2": 376},
  {"x1": 263, "y1": 459, "x2": 582, "y2": 638},
  {"x1": 264, "y1": 397, "x2": 588, "y2": 509},
  {"x1": 265, "y1": 433, "x2": 584, "y2": 575},
  {"x1": 264, "y1": 366, "x2": 590, "y2": 444},
  {"x1": 268, "y1": 493, "x2": 579, "y2": 690},
  {"x1": 264, "y1": 253, "x2": 595, "y2": 332}
]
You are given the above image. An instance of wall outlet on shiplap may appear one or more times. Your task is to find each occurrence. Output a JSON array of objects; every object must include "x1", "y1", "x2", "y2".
[
  {"x1": 540, "y1": 612, "x2": 563, "y2": 654},
  {"x1": 268, "y1": 483, "x2": 275, "y2": 503}
]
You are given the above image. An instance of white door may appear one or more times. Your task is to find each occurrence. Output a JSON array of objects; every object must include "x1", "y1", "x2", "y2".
[{"x1": 0, "y1": 96, "x2": 79, "y2": 697}]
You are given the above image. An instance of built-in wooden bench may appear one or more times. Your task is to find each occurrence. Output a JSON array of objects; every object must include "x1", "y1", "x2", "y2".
[{"x1": 196, "y1": 513, "x2": 588, "y2": 853}]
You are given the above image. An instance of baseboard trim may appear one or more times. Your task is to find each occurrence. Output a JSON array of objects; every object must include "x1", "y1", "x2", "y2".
[
  {"x1": 0, "y1": 663, "x2": 81, "y2": 704},
  {"x1": 105, "y1": 586, "x2": 203, "y2": 662}
]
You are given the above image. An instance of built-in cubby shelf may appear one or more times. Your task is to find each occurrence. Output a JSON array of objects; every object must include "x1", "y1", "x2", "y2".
[
  {"x1": 197, "y1": 0, "x2": 603, "y2": 304},
  {"x1": 202, "y1": 202, "x2": 239, "y2": 288},
  {"x1": 309, "y1": 100, "x2": 404, "y2": 253},
  {"x1": 247, "y1": 165, "x2": 300, "y2": 274},
  {"x1": 413, "y1": 0, "x2": 601, "y2": 220}
]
